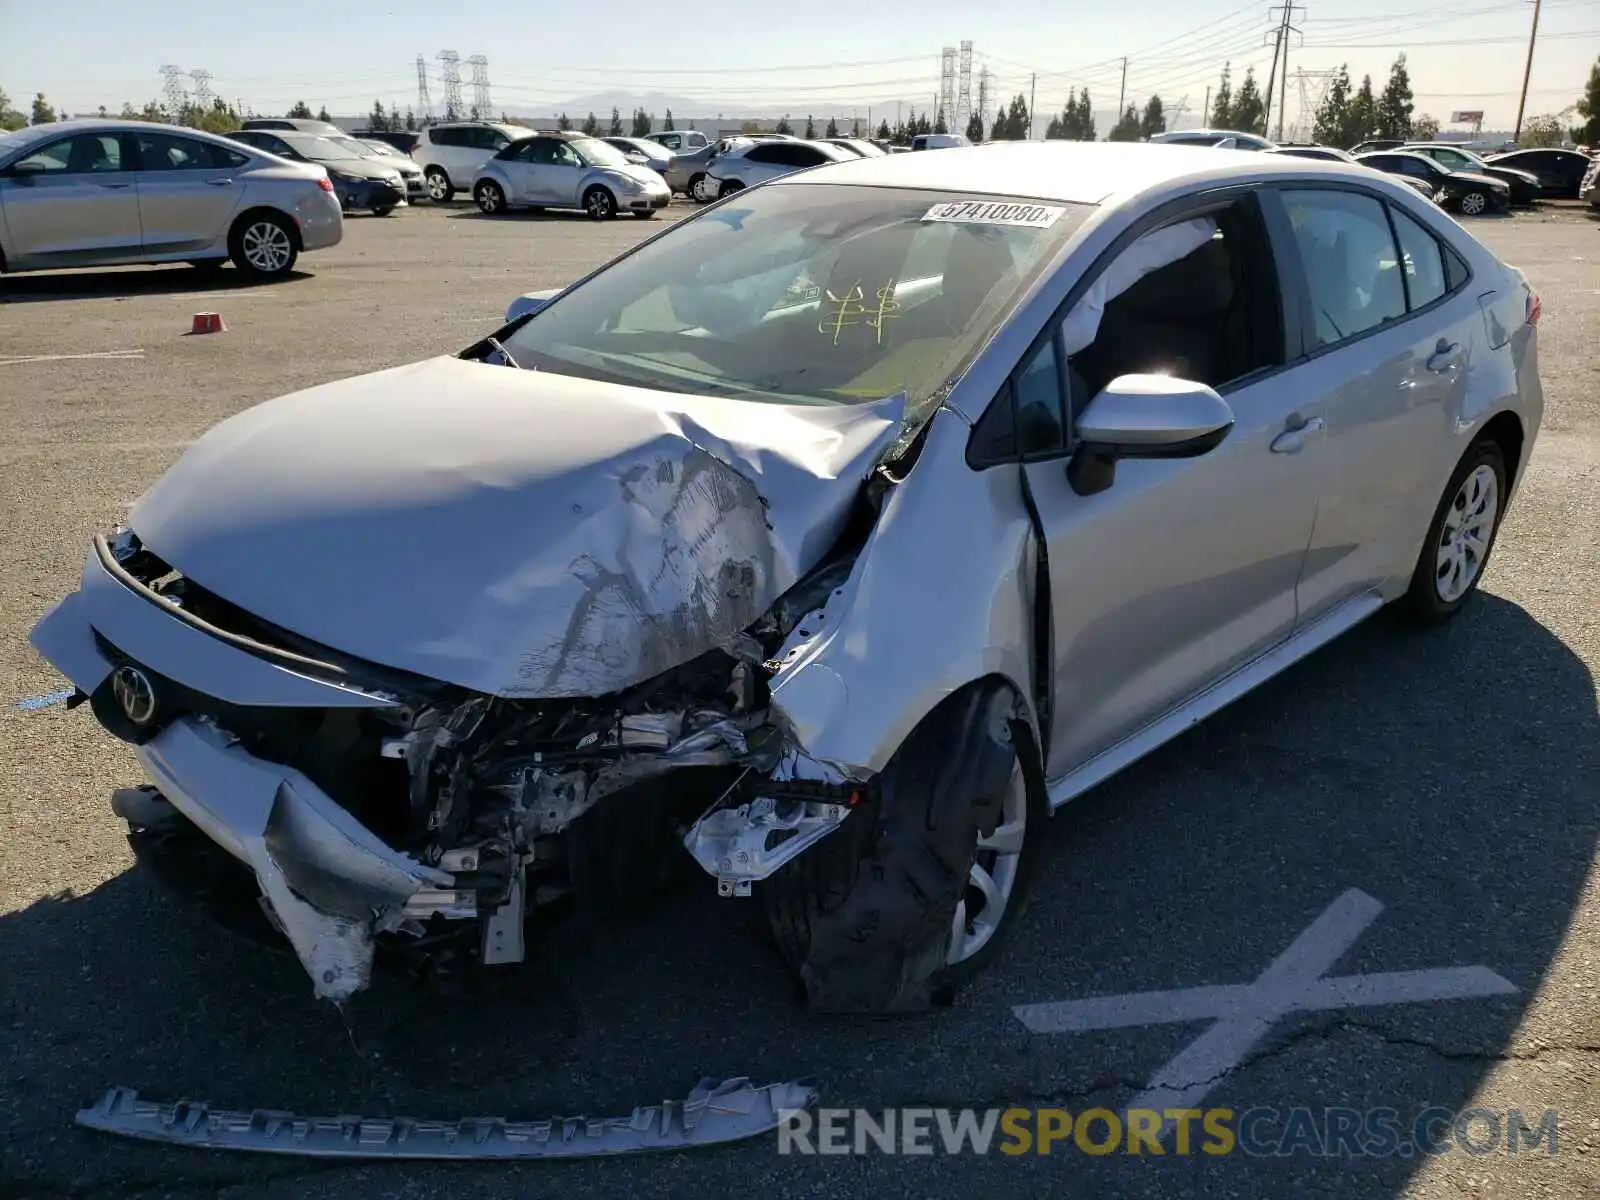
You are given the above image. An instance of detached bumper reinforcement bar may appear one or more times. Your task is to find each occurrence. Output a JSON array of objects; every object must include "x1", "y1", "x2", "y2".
[{"x1": 76, "y1": 1078, "x2": 818, "y2": 1159}]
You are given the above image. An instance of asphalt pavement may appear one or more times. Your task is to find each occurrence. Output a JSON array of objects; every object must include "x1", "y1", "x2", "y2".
[{"x1": 1, "y1": 198, "x2": 1597, "y2": 1200}]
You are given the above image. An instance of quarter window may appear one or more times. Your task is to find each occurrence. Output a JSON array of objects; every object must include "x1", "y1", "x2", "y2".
[
  {"x1": 1281, "y1": 190, "x2": 1406, "y2": 349},
  {"x1": 1388, "y1": 206, "x2": 1447, "y2": 310},
  {"x1": 1013, "y1": 335, "x2": 1067, "y2": 455}
]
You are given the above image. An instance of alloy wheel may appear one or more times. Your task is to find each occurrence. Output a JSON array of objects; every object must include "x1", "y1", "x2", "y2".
[
  {"x1": 241, "y1": 222, "x2": 292, "y2": 274},
  {"x1": 585, "y1": 189, "x2": 614, "y2": 219},
  {"x1": 425, "y1": 171, "x2": 449, "y2": 201},
  {"x1": 1459, "y1": 191, "x2": 1488, "y2": 216},
  {"x1": 1435, "y1": 463, "x2": 1498, "y2": 603},
  {"x1": 947, "y1": 764, "x2": 1028, "y2": 966},
  {"x1": 477, "y1": 183, "x2": 502, "y2": 214}
]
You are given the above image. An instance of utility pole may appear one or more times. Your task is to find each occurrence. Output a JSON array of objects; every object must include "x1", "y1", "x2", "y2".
[
  {"x1": 1203, "y1": 85, "x2": 1211, "y2": 126},
  {"x1": 1117, "y1": 57, "x2": 1128, "y2": 118},
  {"x1": 1513, "y1": 0, "x2": 1542, "y2": 141},
  {"x1": 1029, "y1": 73, "x2": 1037, "y2": 140}
]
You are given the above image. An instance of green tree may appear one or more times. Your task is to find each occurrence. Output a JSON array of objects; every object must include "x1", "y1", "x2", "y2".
[
  {"x1": 663, "y1": 109, "x2": 674, "y2": 130},
  {"x1": 826, "y1": 115, "x2": 839, "y2": 138},
  {"x1": 1411, "y1": 111, "x2": 1439, "y2": 140},
  {"x1": 991, "y1": 93, "x2": 1029, "y2": 140},
  {"x1": 557, "y1": 112, "x2": 571, "y2": 131},
  {"x1": 876, "y1": 118, "x2": 891, "y2": 141},
  {"x1": 631, "y1": 107, "x2": 652, "y2": 136},
  {"x1": 966, "y1": 110, "x2": 984, "y2": 142},
  {"x1": 287, "y1": 100, "x2": 313, "y2": 119},
  {"x1": 1071, "y1": 88, "x2": 1095, "y2": 139},
  {"x1": 1575, "y1": 54, "x2": 1600, "y2": 144},
  {"x1": 1520, "y1": 114, "x2": 1564, "y2": 148},
  {"x1": 0, "y1": 88, "x2": 25, "y2": 130},
  {"x1": 934, "y1": 108, "x2": 948, "y2": 135},
  {"x1": 851, "y1": 118, "x2": 861, "y2": 136},
  {"x1": 30, "y1": 92, "x2": 56, "y2": 124},
  {"x1": 1231, "y1": 68, "x2": 1265, "y2": 135},
  {"x1": 1345, "y1": 74, "x2": 1378, "y2": 147},
  {"x1": 582, "y1": 111, "x2": 600, "y2": 136},
  {"x1": 1312, "y1": 64, "x2": 1351, "y2": 146},
  {"x1": 776, "y1": 114, "x2": 793, "y2": 134},
  {"x1": 1210, "y1": 64, "x2": 1232, "y2": 128},
  {"x1": 1107, "y1": 103, "x2": 1141, "y2": 141},
  {"x1": 804, "y1": 114, "x2": 816, "y2": 138},
  {"x1": 1375, "y1": 53, "x2": 1414, "y2": 140},
  {"x1": 608, "y1": 106, "x2": 623, "y2": 136},
  {"x1": 369, "y1": 100, "x2": 390, "y2": 132},
  {"x1": 1139, "y1": 94, "x2": 1166, "y2": 138},
  {"x1": 316, "y1": 105, "x2": 332, "y2": 123}
]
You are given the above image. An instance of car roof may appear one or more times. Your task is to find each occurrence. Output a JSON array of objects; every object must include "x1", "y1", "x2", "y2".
[
  {"x1": 779, "y1": 140, "x2": 1367, "y2": 205},
  {"x1": 0, "y1": 118, "x2": 254, "y2": 150}
]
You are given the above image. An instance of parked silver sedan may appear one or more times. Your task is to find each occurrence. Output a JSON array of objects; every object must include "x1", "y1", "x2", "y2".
[
  {"x1": 28, "y1": 143, "x2": 1541, "y2": 1014},
  {"x1": 0, "y1": 119, "x2": 342, "y2": 278}
]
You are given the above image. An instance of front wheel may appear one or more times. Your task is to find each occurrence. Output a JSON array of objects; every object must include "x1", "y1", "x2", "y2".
[
  {"x1": 1394, "y1": 438, "x2": 1507, "y2": 625},
  {"x1": 634, "y1": 209, "x2": 657, "y2": 219},
  {"x1": 424, "y1": 168, "x2": 453, "y2": 202},
  {"x1": 229, "y1": 214, "x2": 298, "y2": 279},
  {"x1": 763, "y1": 684, "x2": 1046, "y2": 1011},
  {"x1": 689, "y1": 172, "x2": 715, "y2": 203},
  {"x1": 718, "y1": 179, "x2": 745, "y2": 199},
  {"x1": 583, "y1": 186, "x2": 617, "y2": 220},
  {"x1": 371, "y1": 205, "x2": 396, "y2": 217},
  {"x1": 1457, "y1": 189, "x2": 1490, "y2": 216},
  {"x1": 474, "y1": 180, "x2": 505, "y2": 215}
]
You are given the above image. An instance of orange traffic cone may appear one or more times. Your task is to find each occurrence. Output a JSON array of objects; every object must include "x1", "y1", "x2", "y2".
[{"x1": 189, "y1": 312, "x2": 227, "y2": 335}]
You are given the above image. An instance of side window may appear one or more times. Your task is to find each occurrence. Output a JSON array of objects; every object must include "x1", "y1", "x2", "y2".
[
  {"x1": 434, "y1": 128, "x2": 463, "y2": 147},
  {"x1": 1388, "y1": 206, "x2": 1447, "y2": 310},
  {"x1": 792, "y1": 145, "x2": 828, "y2": 167},
  {"x1": 486, "y1": 131, "x2": 511, "y2": 151},
  {"x1": 552, "y1": 142, "x2": 581, "y2": 167},
  {"x1": 263, "y1": 136, "x2": 293, "y2": 157},
  {"x1": 10, "y1": 134, "x2": 124, "y2": 174},
  {"x1": 1014, "y1": 336, "x2": 1067, "y2": 455},
  {"x1": 136, "y1": 133, "x2": 239, "y2": 170},
  {"x1": 525, "y1": 139, "x2": 558, "y2": 165},
  {"x1": 745, "y1": 146, "x2": 779, "y2": 164},
  {"x1": 1281, "y1": 190, "x2": 1406, "y2": 350}
]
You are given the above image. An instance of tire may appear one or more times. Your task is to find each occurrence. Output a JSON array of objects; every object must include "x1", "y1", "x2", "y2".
[
  {"x1": 1457, "y1": 189, "x2": 1489, "y2": 216},
  {"x1": 228, "y1": 213, "x2": 298, "y2": 279},
  {"x1": 688, "y1": 172, "x2": 714, "y2": 203},
  {"x1": 372, "y1": 205, "x2": 396, "y2": 217},
  {"x1": 634, "y1": 209, "x2": 657, "y2": 219},
  {"x1": 718, "y1": 179, "x2": 745, "y2": 199},
  {"x1": 424, "y1": 167, "x2": 453, "y2": 202},
  {"x1": 583, "y1": 186, "x2": 617, "y2": 220},
  {"x1": 1394, "y1": 438, "x2": 1508, "y2": 626},
  {"x1": 763, "y1": 683, "x2": 1047, "y2": 1012},
  {"x1": 474, "y1": 180, "x2": 505, "y2": 215}
]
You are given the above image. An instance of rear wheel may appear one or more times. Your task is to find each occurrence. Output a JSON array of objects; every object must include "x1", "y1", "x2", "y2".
[
  {"x1": 689, "y1": 172, "x2": 714, "y2": 203},
  {"x1": 228, "y1": 214, "x2": 297, "y2": 279},
  {"x1": 718, "y1": 179, "x2": 745, "y2": 199},
  {"x1": 1394, "y1": 438, "x2": 1507, "y2": 625},
  {"x1": 372, "y1": 205, "x2": 396, "y2": 217},
  {"x1": 583, "y1": 186, "x2": 617, "y2": 220},
  {"x1": 474, "y1": 180, "x2": 505, "y2": 215},
  {"x1": 424, "y1": 167, "x2": 453, "y2": 202}
]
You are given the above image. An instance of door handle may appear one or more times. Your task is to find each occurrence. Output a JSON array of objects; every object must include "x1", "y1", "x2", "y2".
[
  {"x1": 98, "y1": 181, "x2": 131, "y2": 189},
  {"x1": 1270, "y1": 416, "x2": 1325, "y2": 454},
  {"x1": 204, "y1": 177, "x2": 235, "y2": 186},
  {"x1": 1426, "y1": 340, "x2": 1461, "y2": 373}
]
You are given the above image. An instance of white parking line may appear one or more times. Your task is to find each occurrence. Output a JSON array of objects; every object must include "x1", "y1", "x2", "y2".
[
  {"x1": 0, "y1": 350, "x2": 146, "y2": 366},
  {"x1": 1014, "y1": 889, "x2": 1518, "y2": 1131}
]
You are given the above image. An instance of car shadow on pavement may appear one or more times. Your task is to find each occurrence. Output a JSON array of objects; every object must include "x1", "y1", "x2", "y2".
[
  {"x1": 0, "y1": 591, "x2": 1594, "y2": 1197},
  {"x1": 0, "y1": 268, "x2": 310, "y2": 304}
]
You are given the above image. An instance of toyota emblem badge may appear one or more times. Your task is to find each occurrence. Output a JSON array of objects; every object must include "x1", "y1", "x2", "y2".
[{"x1": 111, "y1": 666, "x2": 158, "y2": 726}]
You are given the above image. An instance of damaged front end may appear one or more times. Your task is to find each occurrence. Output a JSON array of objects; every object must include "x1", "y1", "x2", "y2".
[{"x1": 30, "y1": 471, "x2": 894, "y2": 1006}]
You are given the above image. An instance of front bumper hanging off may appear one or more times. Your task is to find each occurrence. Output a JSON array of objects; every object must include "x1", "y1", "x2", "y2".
[{"x1": 76, "y1": 1078, "x2": 818, "y2": 1160}]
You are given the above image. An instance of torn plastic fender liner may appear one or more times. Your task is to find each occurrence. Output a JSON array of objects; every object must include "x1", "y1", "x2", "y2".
[
  {"x1": 138, "y1": 717, "x2": 452, "y2": 1000},
  {"x1": 76, "y1": 1078, "x2": 819, "y2": 1159}
]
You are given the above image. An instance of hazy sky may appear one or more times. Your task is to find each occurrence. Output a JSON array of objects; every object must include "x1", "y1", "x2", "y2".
[{"x1": 1, "y1": 0, "x2": 1594, "y2": 132}]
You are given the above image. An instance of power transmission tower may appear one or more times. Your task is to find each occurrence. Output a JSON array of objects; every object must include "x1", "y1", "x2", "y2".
[
  {"x1": 1170, "y1": 94, "x2": 1191, "y2": 129},
  {"x1": 939, "y1": 47, "x2": 957, "y2": 129},
  {"x1": 160, "y1": 65, "x2": 189, "y2": 118},
  {"x1": 467, "y1": 55, "x2": 490, "y2": 119},
  {"x1": 416, "y1": 55, "x2": 433, "y2": 120},
  {"x1": 189, "y1": 69, "x2": 212, "y2": 112},
  {"x1": 438, "y1": 50, "x2": 464, "y2": 120},
  {"x1": 956, "y1": 41, "x2": 973, "y2": 131},
  {"x1": 1294, "y1": 67, "x2": 1336, "y2": 141},
  {"x1": 976, "y1": 67, "x2": 991, "y2": 134}
]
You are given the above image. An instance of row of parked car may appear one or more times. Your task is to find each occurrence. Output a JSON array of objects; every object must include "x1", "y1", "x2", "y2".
[{"x1": 1149, "y1": 127, "x2": 1597, "y2": 215}]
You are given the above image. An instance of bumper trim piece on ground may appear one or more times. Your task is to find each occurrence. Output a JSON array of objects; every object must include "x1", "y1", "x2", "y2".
[{"x1": 75, "y1": 1078, "x2": 818, "y2": 1159}]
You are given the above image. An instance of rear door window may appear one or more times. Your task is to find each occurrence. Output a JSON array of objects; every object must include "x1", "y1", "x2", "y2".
[
  {"x1": 1388, "y1": 206, "x2": 1448, "y2": 311},
  {"x1": 1280, "y1": 190, "x2": 1406, "y2": 349}
]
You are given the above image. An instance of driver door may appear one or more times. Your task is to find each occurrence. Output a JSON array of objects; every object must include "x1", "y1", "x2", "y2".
[
  {"x1": 0, "y1": 132, "x2": 142, "y2": 262},
  {"x1": 1012, "y1": 196, "x2": 1323, "y2": 780}
]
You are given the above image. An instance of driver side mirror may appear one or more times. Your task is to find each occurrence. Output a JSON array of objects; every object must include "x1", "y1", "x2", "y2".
[
  {"x1": 1067, "y1": 374, "x2": 1234, "y2": 497},
  {"x1": 7, "y1": 160, "x2": 45, "y2": 182}
]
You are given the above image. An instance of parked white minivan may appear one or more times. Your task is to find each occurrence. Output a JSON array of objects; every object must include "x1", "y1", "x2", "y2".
[
  {"x1": 413, "y1": 122, "x2": 531, "y2": 201},
  {"x1": 646, "y1": 130, "x2": 710, "y2": 153},
  {"x1": 910, "y1": 133, "x2": 972, "y2": 150}
]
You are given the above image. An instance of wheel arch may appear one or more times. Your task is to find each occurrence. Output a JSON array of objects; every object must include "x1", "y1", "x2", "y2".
[{"x1": 1477, "y1": 408, "x2": 1526, "y2": 492}]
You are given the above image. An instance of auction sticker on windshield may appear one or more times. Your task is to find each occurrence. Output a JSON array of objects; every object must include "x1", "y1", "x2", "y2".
[{"x1": 921, "y1": 200, "x2": 1066, "y2": 227}]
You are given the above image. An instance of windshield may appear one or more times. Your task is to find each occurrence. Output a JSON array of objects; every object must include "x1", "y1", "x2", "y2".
[
  {"x1": 497, "y1": 183, "x2": 1090, "y2": 420},
  {"x1": 331, "y1": 137, "x2": 382, "y2": 158},
  {"x1": 283, "y1": 136, "x2": 362, "y2": 162},
  {"x1": 572, "y1": 137, "x2": 631, "y2": 168}
]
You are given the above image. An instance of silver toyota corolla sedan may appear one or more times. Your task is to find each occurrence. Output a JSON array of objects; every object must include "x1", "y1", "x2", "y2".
[
  {"x1": 0, "y1": 119, "x2": 342, "y2": 278},
  {"x1": 28, "y1": 142, "x2": 1541, "y2": 1014}
]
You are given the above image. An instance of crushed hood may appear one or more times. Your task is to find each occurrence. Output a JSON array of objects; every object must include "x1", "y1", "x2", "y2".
[{"x1": 130, "y1": 357, "x2": 904, "y2": 698}]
